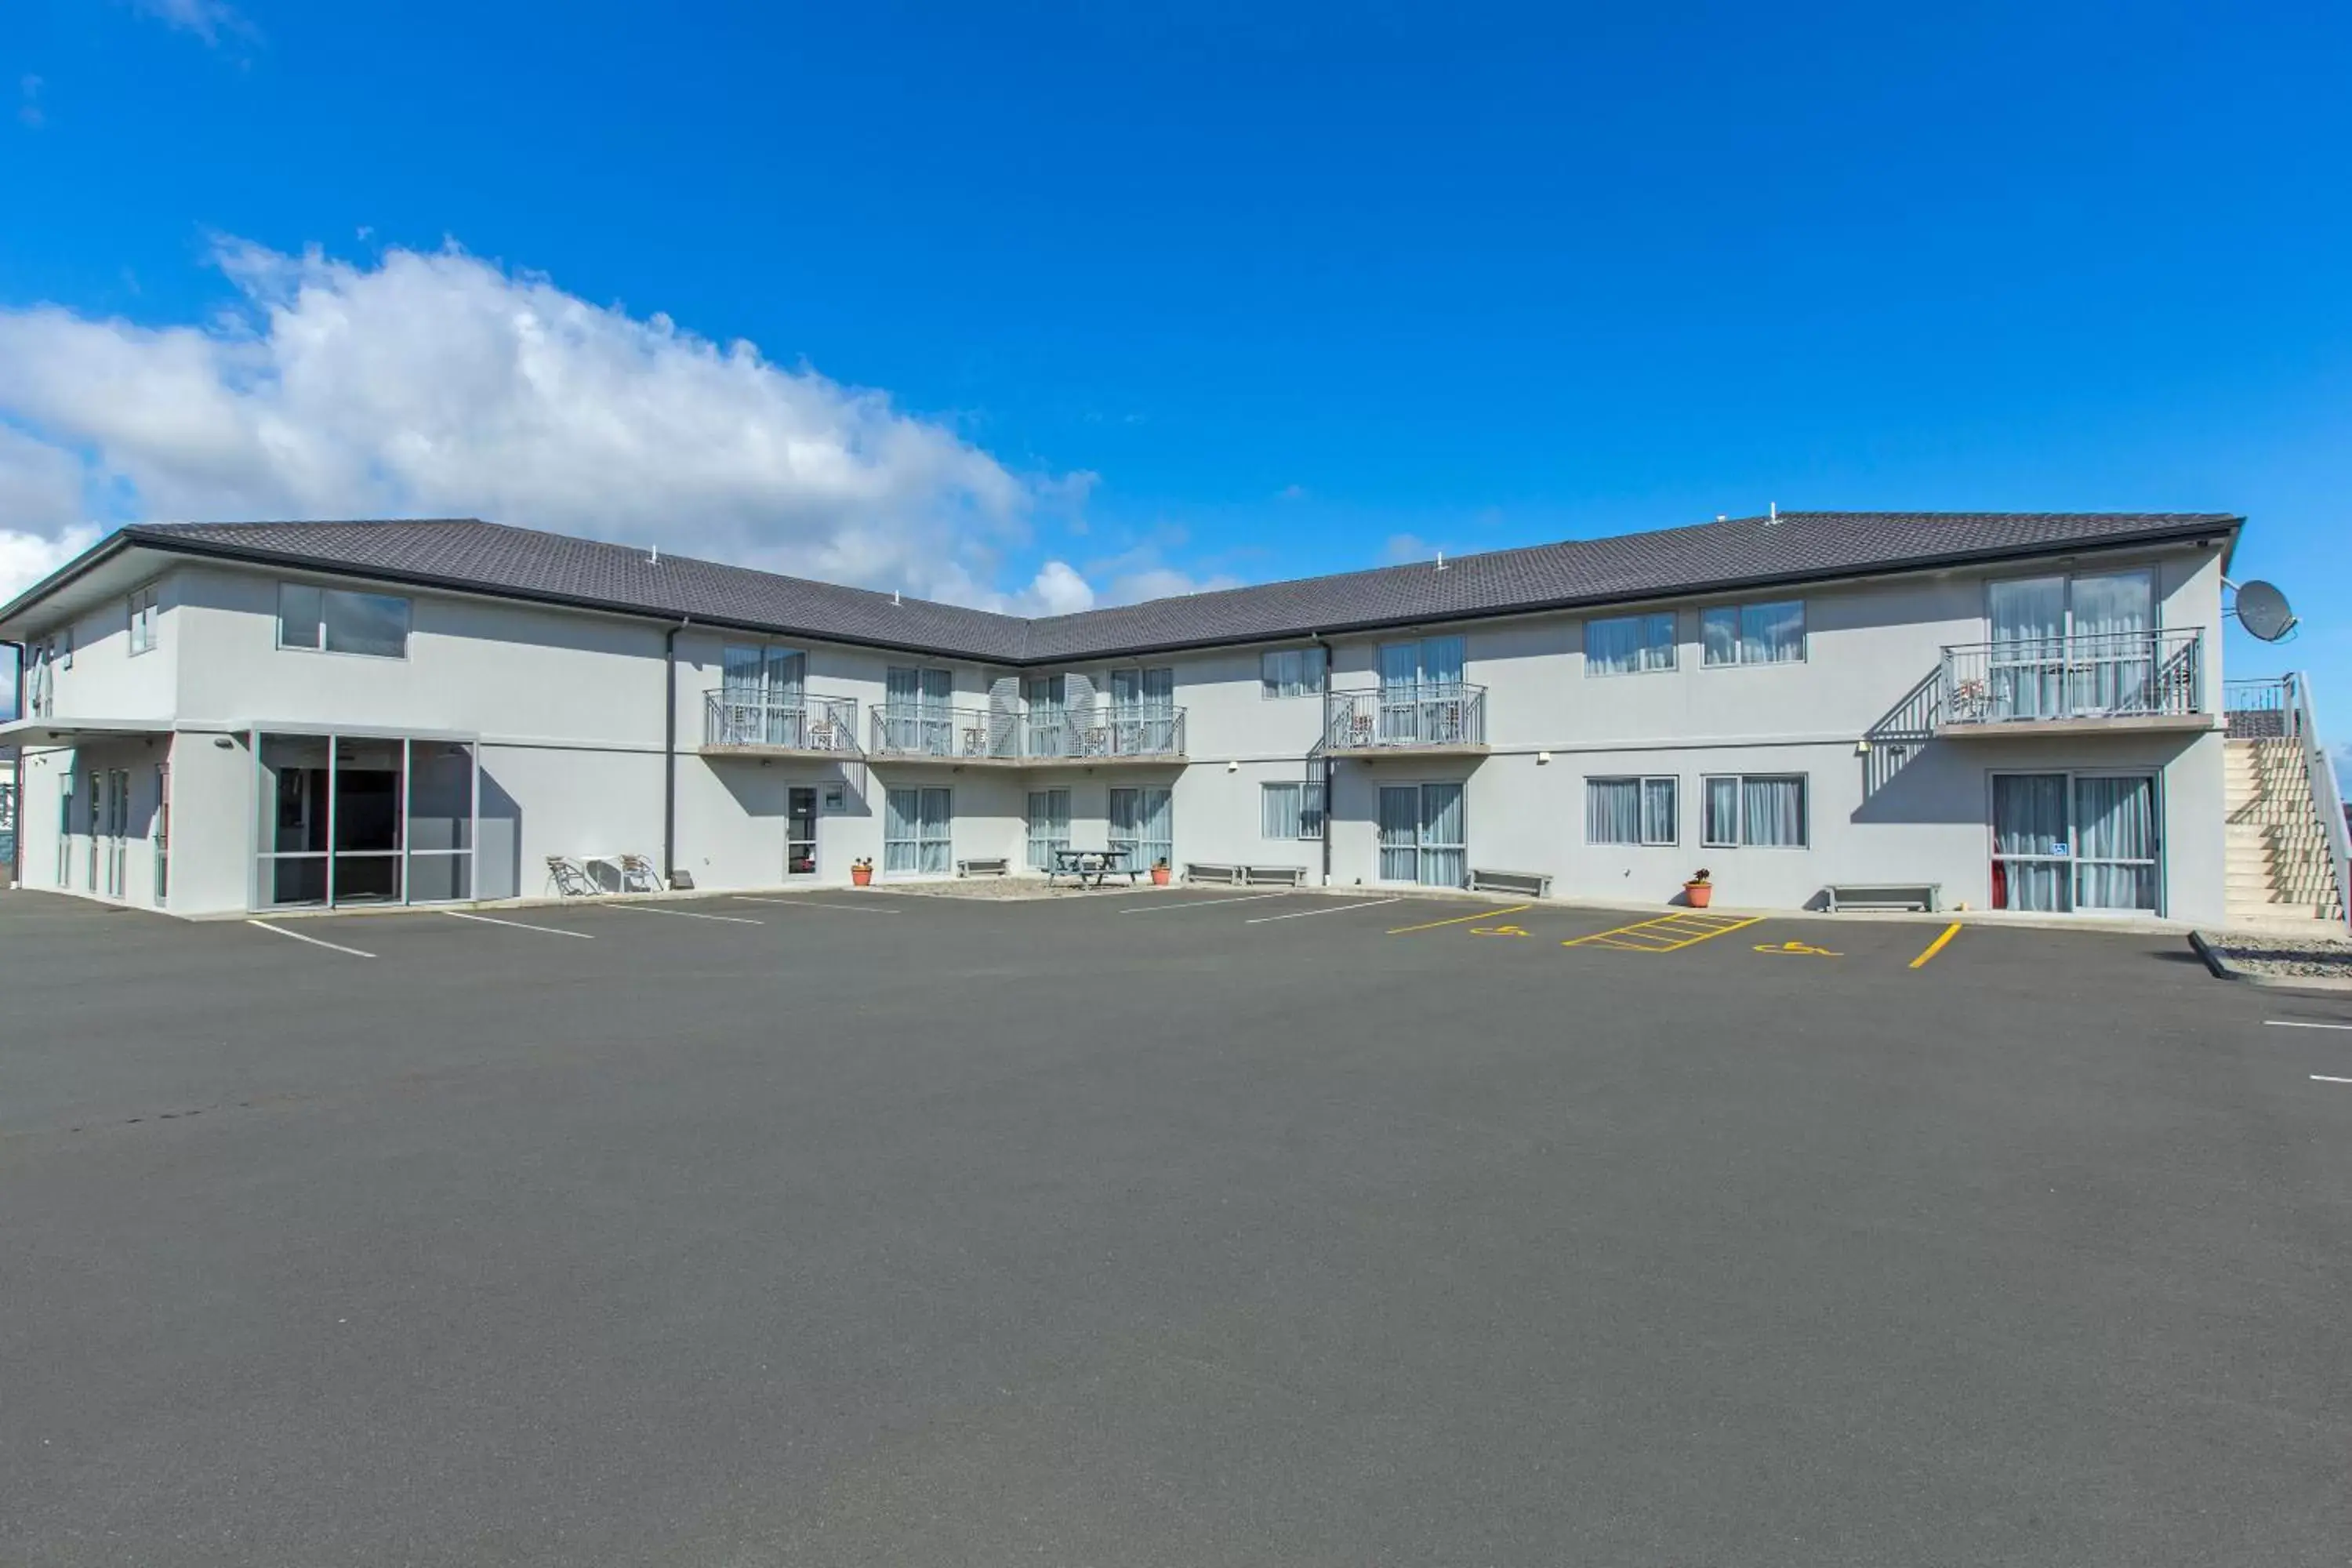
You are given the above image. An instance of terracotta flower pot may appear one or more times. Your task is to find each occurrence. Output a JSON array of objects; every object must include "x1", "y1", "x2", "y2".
[
  {"x1": 1152, "y1": 866, "x2": 1171, "y2": 886},
  {"x1": 851, "y1": 865, "x2": 873, "y2": 887},
  {"x1": 1683, "y1": 881, "x2": 1712, "y2": 908}
]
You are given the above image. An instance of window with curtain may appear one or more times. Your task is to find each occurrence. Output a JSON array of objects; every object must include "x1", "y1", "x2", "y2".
[
  {"x1": 1379, "y1": 635, "x2": 1466, "y2": 689},
  {"x1": 1584, "y1": 613, "x2": 1677, "y2": 676},
  {"x1": 884, "y1": 666, "x2": 955, "y2": 754},
  {"x1": 1991, "y1": 771, "x2": 2071, "y2": 912},
  {"x1": 884, "y1": 786, "x2": 952, "y2": 875},
  {"x1": 1110, "y1": 787, "x2": 1174, "y2": 869},
  {"x1": 1025, "y1": 789, "x2": 1071, "y2": 870},
  {"x1": 1700, "y1": 601, "x2": 1806, "y2": 666},
  {"x1": 1261, "y1": 647, "x2": 1327, "y2": 699},
  {"x1": 1261, "y1": 781, "x2": 1322, "y2": 840},
  {"x1": 1586, "y1": 777, "x2": 1679, "y2": 844},
  {"x1": 1989, "y1": 570, "x2": 2155, "y2": 719},
  {"x1": 1701, "y1": 775, "x2": 1806, "y2": 847}
]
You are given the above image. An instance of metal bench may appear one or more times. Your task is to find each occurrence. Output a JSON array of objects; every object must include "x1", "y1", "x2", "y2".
[
  {"x1": 1470, "y1": 868, "x2": 1552, "y2": 898},
  {"x1": 1243, "y1": 865, "x2": 1308, "y2": 887},
  {"x1": 1185, "y1": 862, "x2": 1245, "y2": 885},
  {"x1": 1824, "y1": 882, "x2": 1941, "y2": 913},
  {"x1": 956, "y1": 857, "x2": 1011, "y2": 877}
]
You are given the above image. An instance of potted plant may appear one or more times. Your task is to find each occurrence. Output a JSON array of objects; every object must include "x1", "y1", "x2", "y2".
[
  {"x1": 851, "y1": 857, "x2": 874, "y2": 888},
  {"x1": 1151, "y1": 857, "x2": 1172, "y2": 887},
  {"x1": 1682, "y1": 868, "x2": 1713, "y2": 909}
]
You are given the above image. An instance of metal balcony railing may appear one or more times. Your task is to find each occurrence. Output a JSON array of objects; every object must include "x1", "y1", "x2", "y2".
[
  {"x1": 1018, "y1": 704, "x2": 1186, "y2": 760},
  {"x1": 867, "y1": 704, "x2": 1188, "y2": 761},
  {"x1": 1940, "y1": 629, "x2": 2204, "y2": 725},
  {"x1": 1323, "y1": 684, "x2": 1487, "y2": 750},
  {"x1": 702, "y1": 691, "x2": 861, "y2": 752}
]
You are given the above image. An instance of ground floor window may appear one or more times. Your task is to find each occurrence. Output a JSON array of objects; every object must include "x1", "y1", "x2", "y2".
[
  {"x1": 1587, "y1": 776, "x2": 1677, "y2": 845},
  {"x1": 884, "y1": 786, "x2": 952, "y2": 875},
  {"x1": 1109, "y1": 786, "x2": 1172, "y2": 872},
  {"x1": 1261, "y1": 780, "x2": 1321, "y2": 840},
  {"x1": 1701, "y1": 774, "x2": 1807, "y2": 848},
  {"x1": 1378, "y1": 782, "x2": 1465, "y2": 887},
  {"x1": 154, "y1": 761, "x2": 169, "y2": 905},
  {"x1": 1992, "y1": 771, "x2": 2159, "y2": 913},
  {"x1": 1026, "y1": 788, "x2": 1071, "y2": 869},
  {"x1": 253, "y1": 731, "x2": 477, "y2": 909}
]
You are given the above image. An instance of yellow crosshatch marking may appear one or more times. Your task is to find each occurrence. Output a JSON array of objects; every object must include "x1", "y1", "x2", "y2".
[
  {"x1": 1562, "y1": 912, "x2": 1762, "y2": 953},
  {"x1": 1387, "y1": 903, "x2": 1534, "y2": 935}
]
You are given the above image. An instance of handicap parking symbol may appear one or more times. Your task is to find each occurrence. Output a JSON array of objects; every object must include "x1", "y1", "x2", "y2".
[
  {"x1": 1753, "y1": 939, "x2": 1841, "y2": 957},
  {"x1": 1471, "y1": 924, "x2": 1533, "y2": 938}
]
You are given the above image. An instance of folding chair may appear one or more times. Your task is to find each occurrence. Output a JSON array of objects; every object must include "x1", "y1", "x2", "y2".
[{"x1": 546, "y1": 855, "x2": 601, "y2": 898}]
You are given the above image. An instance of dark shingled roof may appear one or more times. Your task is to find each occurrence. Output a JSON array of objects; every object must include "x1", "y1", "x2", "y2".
[{"x1": 69, "y1": 510, "x2": 2241, "y2": 665}]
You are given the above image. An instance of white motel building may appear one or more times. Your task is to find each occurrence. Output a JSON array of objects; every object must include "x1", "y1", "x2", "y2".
[{"x1": 0, "y1": 508, "x2": 2320, "y2": 927}]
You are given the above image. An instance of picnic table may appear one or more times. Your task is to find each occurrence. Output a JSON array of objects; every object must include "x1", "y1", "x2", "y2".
[{"x1": 1048, "y1": 847, "x2": 1136, "y2": 889}]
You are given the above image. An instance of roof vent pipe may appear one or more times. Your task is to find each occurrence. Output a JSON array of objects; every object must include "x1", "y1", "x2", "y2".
[
  {"x1": 649, "y1": 544, "x2": 659, "y2": 565},
  {"x1": 1767, "y1": 502, "x2": 1778, "y2": 524},
  {"x1": 1435, "y1": 550, "x2": 1446, "y2": 572},
  {"x1": 893, "y1": 590, "x2": 902, "y2": 606}
]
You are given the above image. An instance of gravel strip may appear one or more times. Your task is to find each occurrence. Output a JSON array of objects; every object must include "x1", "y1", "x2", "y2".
[{"x1": 2195, "y1": 927, "x2": 2352, "y2": 982}]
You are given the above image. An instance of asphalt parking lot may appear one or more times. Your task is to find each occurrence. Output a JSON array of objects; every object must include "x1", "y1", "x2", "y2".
[{"x1": 4, "y1": 884, "x2": 2350, "y2": 1566}]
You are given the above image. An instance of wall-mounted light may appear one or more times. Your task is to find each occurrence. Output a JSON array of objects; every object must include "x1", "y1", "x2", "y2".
[
  {"x1": 1227, "y1": 760, "x2": 1240, "y2": 773},
  {"x1": 1536, "y1": 750, "x2": 1552, "y2": 765}
]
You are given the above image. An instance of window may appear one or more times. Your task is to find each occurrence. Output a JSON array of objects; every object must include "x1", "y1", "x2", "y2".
[
  {"x1": 882, "y1": 666, "x2": 956, "y2": 754},
  {"x1": 1026, "y1": 789, "x2": 1072, "y2": 870},
  {"x1": 884, "y1": 786, "x2": 953, "y2": 875},
  {"x1": 1700, "y1": 601, "x2": 1806, "y2": 666},
  {"x1": 719, "y1": 644, "x2": 807, "y2": 745},
  {"x1": 1584, "y1": 613, "x2": 1676, "y2": 676},
  {"x1": 1991, "y1": 771, "x2": 2160, "y2": 914},
  {"x1": 1378, "y1": 635, "x2": 1465, "y2": 690},
  {"x1": 1110, "y1": 786, "x2": 1173, "y2": 871},
  {"x1": 26, "y1": 641, "x2": 53, "y2": 717},
  {"x1": 1261, "y1": 646, "x2": 1327, "y2": 699},
  {"x1": 1261, "y1": 781, "x2": 1323, "y2": 840},
  {"x1": 277, "y1": 583, "x2": 412, "y2": 658},
  {"x1": 128, "y1": 585, "x2": 161, "y2": 656},
  {"x1": 1586, "y1": 776, "x2": 1678, "y2": 845},
  {"x1": 1702, "y1": 775, "x2": 1808, "y2": 848}
]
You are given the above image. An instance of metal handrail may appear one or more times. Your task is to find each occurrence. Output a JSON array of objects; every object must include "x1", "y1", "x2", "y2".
[
  {"x1": 1324, "y1": 683, "x2": 1487, "y2": 749},
  {"x1": 869, "y1": 704, "x2": 1003, "y2": 759},
  {"x1": 2288, "y1": 672, "x2": 2352, "y2": 931},
  {"x1": 1020, "y1": 704, "x2": 1187, "y2": 760},
  {"x1": 702, "y1": 691, "x2": 861, "y2": 752},
  {"x1": 1940, "y1": 628, "x2": 2204, "y2": 724}
]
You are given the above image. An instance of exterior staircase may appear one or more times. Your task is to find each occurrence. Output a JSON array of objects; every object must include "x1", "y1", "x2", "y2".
[{"x1": 2224, "y1": 736, "x2": 2346, "y2": 928}]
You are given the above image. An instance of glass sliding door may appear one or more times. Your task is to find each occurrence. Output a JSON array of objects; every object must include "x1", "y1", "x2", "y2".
[
  {"x1": 1026, "y1": 788, "x2": 1071, "y2": 870},
  {"x1": 1377, "y1": 782, "x2": 1465, "y2": 887},
  {"x1": 1111, "y1": 668, "x2": 1177, "y2": 754},
  {"x1": 1109, "y1": 786, "x2": 1172, "y2": 873},
  {"x1": 884, "y1": 786, "x2": 952, "y2": 876},
  {"x1": 885, "y1": 667, "x2": 955, "y2": 756},
  {"x1": 1987, "y1": 578, "x2": 2066, "y2": 720},
  {"x1": 1377, "y1": 636, "x2": 1467, "y2": 744},
  {"x1": 1025, "y1": 675, "x2": 1069, "y2": 759},
  {"x1": 1991, "y1": 771, "x2": 2160, "y2": 915},
  {"x1": 256, "y1": 732, "x2": 477, "y2": 909},
  {"x1": 405, "y1": 740, "x2": 477, "y2": 902},
  {"x1": 1987, "y1": 570, "x2": 2156, "y2": 719},
  {"x1": 256, "y1": 734, "x2": 332, "y2": 907},
  {"x1": 331, "y1": 737, "x2": 404, "y2": 904}
]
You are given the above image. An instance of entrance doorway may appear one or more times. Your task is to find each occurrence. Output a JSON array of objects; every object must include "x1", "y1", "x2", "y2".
[
  {"x1": 1991, "y1": 771, "x2": 2161, "y2": 914},
  {"x1": 1377, "y1": 782, "x2": 1467, "y2": 888},
  {"x1": 786, "y1": 786, "x2": 818, "y2": 877}
]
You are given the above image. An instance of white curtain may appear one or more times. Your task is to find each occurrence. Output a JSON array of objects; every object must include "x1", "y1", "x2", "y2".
[
  {"x1": 1703, "y1": 775, "x2": 1740, "y2": 845},
  {"x1": 1420, "y1": 782, "x2": 1466, "y2": 887},
  {"x1": 1992, "y1": 772, "x2": 2070, "y2": 911},
  {"x1": 1262, "y1": 782, "x2": 1305, "y2": 840},
  {"x1": 885, "y1": 787, "x2": 952, "y2": 874},
  {"x1": 1026, "y1": 789, "x2": 1070, "y2": 869},
  {"x1": 2074, "y1": 775, "x2": 2157, "y2": 910},
  {"x1": 1989, "y1": 578, "x2": 2067, "y2": 719},
  {"x1": 2069, "y1": 571, "x2": 2154, "y2": 715},
  {"x1": 1377, "y1": 786, "x2": 1419, "y2": 881},
  {"x1": 1110, "y1": 788, "x2": 1173, "y2": 869},
  {"x1": 1701, "y1": 608, "x2": 1739, "y2": 667},
  {"x1": 1585, "y1": 619, "x2": 1642, "y2": 676},
  {"x1": 1262, "y1": 647, "x2": 1325, "y2": 698},
  {"x1": 1740, "y1": 602, "x2": 1805, "y2": 665},
  {"x1": 1642, "y1": 777, "x2": 1678, "y2": 844},
  {"x1": 1586, "y1": 779, "x2": 1642, "y2": 844},
  {"x1": 1026, "y1": 675, "x2": 1068, "y2": 758},
  {"x1": 1742, "y1": 776, "x2": 1806, "y2": 847}
]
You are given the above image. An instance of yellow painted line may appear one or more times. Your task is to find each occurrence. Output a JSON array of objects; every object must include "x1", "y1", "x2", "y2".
[
  {"x1": 1387, "y1": 902, "x2": 1534, "y2": 935},
  {"x1": 1563, "y1": 913, "x2": 1763, "y2": 953},
  {"x1": 1908, "y1": 921, "x2": 1963, "y2": 970}
]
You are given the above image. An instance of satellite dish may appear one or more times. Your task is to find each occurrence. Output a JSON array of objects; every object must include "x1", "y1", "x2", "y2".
[{"x1": 2234, "y1": 579, "x2": 2297, "y2": 642}]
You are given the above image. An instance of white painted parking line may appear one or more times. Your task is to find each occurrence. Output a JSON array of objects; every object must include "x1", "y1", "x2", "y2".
[
  {"x1": 245, "y1": 920, "x2": 376, "y2": 959},
  {"x1": 444, "y1": 910, "x2": 595, "y2": 939},
  {"x1": 602, "y1": 903, "x2": 763, "y2": 926},
  {"x1": 2267, "y1": 1020, "x2": 2352, "y2": 1031},
  {"x1": 1244, "y1": 897, "x2": 1403, "y2": 924},
  {"x1": 1119, "y1": 892, "x2": 1296, "y2": 914},
  {"x1": 2311, "y1": 1075, "x2": 2352, "y2": 1085},
  {"x1": 731, "y1": 896, "x2": 899, "y2": 914}
]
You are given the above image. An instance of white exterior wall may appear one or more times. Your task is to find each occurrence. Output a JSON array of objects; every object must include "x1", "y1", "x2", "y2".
[{"x1": 8, "y1": 538, "x2": 2232, "y2": 921}]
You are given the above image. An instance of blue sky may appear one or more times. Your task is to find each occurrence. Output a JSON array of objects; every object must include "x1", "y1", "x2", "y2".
[{"x1": 2, "y1": 0, "x2": 2348, "y2": 739}]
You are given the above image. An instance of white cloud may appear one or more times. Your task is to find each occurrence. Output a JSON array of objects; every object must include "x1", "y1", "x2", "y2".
[
  {"x1": 133, "y1": 0, "x2": 250, "y2": 45},
  {"x1": 1105, "y1": 566, "x2": 1244, "y2": 604},
  {"x1": 1381, "y1": 532, "x2": 1436, "y2": 565},
  {"x1": 1020, "y1": 560, "x2": 1096, "y2": 616},
  {"x1": 0, "y1": 239, "x2": 1099, "y2": 612}
]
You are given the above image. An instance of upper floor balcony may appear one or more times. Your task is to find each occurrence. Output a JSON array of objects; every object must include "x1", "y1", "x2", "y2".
[
  {"x1": 867, "y1": 703, "x2": 1187, "y2": 766},
  {"x1": 1935, "y1": 628, "x2": 2215, "y2": 738},
  {"x1": 1323, "y1": 684, "x2": 1490, "y2": 757},
  {"x1": 699, "y1": 691, "x2": 863, "y2": 757}
]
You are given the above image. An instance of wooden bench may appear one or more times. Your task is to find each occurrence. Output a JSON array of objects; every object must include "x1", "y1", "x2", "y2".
[
  {"x1": 1185, "y1": 862, "x2": 1245, "y2": 885},
  {"x1": 956, "y1": 857, "x2": 1011, "y2": 878},
  {"x1": 1824, "y1": 882, "x2": 1941, "y2": 913},
  {"x1": 1243, "y1": 865, "x2": 1308, "y2": 887},
  {"x1": 1470, "y1": 868, "x2": 1552, "y2": 898}
]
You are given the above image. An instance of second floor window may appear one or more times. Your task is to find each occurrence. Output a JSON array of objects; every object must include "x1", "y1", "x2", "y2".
[
  {"x1": 278, "y1": 583, "x2": 412, "y2": 659},
  {"x1": 1585, "y1": 613, "x2": 1676, "y2": 675},
  {"x1": 1701, "y1": 600, "x2": 1806, "y2": 666},
  {"x1": 128, "y1": 586, "x2": 161, "y2": 656},
  {"x1": 1261, "y1": 647, "x2": 1327, "y2": 699},
  {"x1": 1378, "y1": 635, "x2": 1465, "y2": 689}
]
